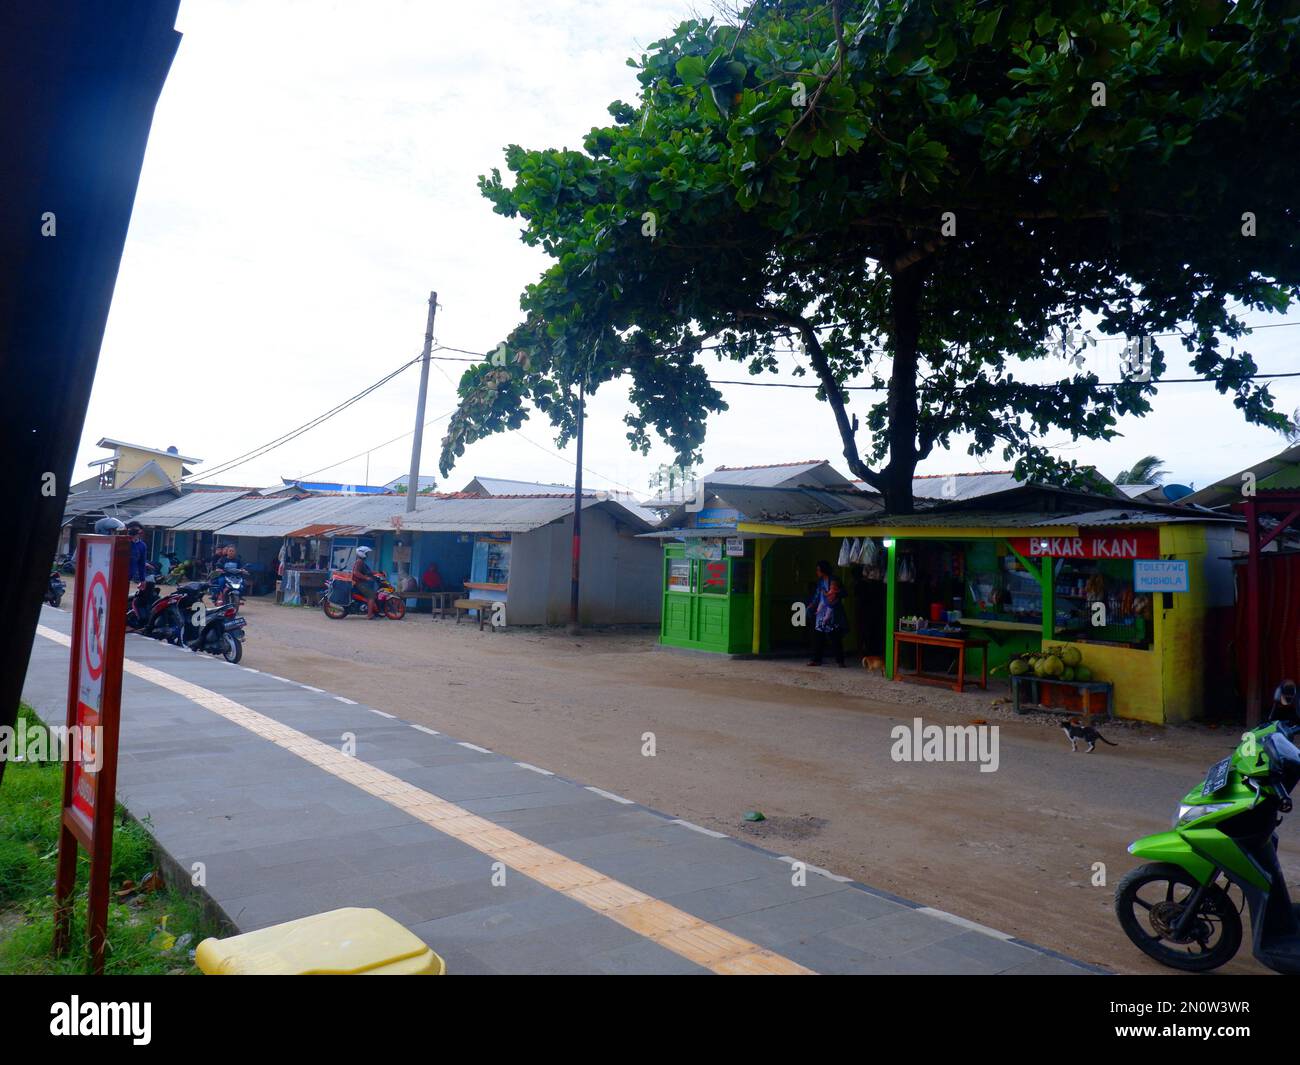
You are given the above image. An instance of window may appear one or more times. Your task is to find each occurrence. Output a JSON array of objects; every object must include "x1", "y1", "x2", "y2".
[{"x1": 1051, "y1": 558, "x2": 1153, "y2": 649}]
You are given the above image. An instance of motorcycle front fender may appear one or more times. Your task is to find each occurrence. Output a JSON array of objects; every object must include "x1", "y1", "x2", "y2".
[{"x1": 1128, "y1": 830, "x2": 1218, "y2": 884}]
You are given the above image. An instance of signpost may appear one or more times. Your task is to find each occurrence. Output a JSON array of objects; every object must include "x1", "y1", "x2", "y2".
[
  {"x1": 53, "y1": 534, "x2": 129, "y2": 974},
  {"x1": 1134, "y1": 559, "x2": 1190, "y2": 593}
]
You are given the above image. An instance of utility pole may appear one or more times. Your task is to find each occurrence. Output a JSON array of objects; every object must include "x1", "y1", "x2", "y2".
[
  {"x1": 567, "y1": 380, "x2": 585, "y2": 636},
  {"x1": 406, "y1": 291, "x2": 437, "y2": 512}
]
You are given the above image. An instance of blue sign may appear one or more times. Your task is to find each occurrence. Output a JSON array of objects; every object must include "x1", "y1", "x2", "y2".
[{"x1": 1134, "y1": 559, "x2": 1189, "y2": 593}]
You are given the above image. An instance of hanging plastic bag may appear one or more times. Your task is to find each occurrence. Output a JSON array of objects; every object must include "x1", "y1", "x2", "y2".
[
  {"x1": 859, "y1": 538, "x2": 878, "y2": 567},
  {"x1": 837, "y1": 538, "x2": 852, "y2": 567}
]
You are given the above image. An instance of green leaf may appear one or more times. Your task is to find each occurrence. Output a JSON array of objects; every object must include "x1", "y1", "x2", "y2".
[{"x1": 675, "y1": 55, "x2": 706, "y2": 87}]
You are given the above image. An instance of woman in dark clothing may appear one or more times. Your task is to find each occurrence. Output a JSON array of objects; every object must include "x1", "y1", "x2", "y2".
[{"x1": 808, "y1": 560, "x2": 848, "y2": 667}]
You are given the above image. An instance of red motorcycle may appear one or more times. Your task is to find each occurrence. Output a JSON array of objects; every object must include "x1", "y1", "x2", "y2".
[{"x1": 321, "y1": 570, "x2": 406, "y2": 620}]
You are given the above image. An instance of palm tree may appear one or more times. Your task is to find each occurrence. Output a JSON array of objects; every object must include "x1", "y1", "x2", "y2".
[{"x1": 1114, "y1": 455, "x2": 1168, "y2": 485}]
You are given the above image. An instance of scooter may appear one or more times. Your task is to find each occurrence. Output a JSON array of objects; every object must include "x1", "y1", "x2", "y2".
[
  {"x1": 45, "y1": 569, "x2": 66, "y2": 607},
  {"x1": 210, "y1": 566, "x2": 248, "y2": 610},
  {"x1": 321, "y1": 570, "x2": 406, "y2": 620},
  {"x1": 1116, "y1": 720, "x2": 1300, "y2": 974},
  {"x1": 176, "y1": 599, "x2": 246, "y2": 664}
]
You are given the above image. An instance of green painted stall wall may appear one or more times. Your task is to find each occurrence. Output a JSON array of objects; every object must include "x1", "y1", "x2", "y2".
[{"x1": 659, "y1": 544, "x2": 754, "y2": 654}]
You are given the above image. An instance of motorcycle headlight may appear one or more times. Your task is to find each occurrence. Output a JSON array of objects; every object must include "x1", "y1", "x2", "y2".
[{"x1": 1175, "y1": 802, "x2": 1235, "y2": 827}]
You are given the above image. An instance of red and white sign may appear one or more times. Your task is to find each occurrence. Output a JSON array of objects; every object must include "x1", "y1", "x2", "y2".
[
  {"x1": 1009, "y1": 529, "x2": 1159, "y2": 560},
  {"x1": 55, "y1": 534, "x2": 129, "y2": 974}
]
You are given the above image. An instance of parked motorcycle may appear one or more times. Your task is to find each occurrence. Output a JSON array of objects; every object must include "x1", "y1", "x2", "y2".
[
  {"x1": 54, "y1": 553, "x2": 75, "y2": 575},
  {"x1": 177, "y1": 599, "x2": 246, "y2": 664},
  {"x1": 127, "y1": 580, "x2": 204, "y2": 642},
  {"x1": 1116, "y1": 719, "x2": 1300, "y2": 974},
  {"x1": 321, "y1": 569, "x2": 406, "y2": 620},
  {"x1": 45, "y1": 569, "x2": 66, "y2": 607}
]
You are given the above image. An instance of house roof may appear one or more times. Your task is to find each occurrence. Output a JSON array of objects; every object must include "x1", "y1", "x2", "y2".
[
  {"x1": 92, "y1": 438, "x2": 201, "y2": 464},
  {"x1": 462, "y1": 475, "x2": 585, "y2": 497},
  {"x1": 62, "y1": 484, "x2": 179, "y2": 521},
  {"x1": 384, "y1": 474, "x2": 439, "y2": 491},
  {"x1": 1186, "y1": 443, "x2": 1300, "y2": 508},
  {"x1": 175, "y1": 494, "x2": 302, "y2": 532},
  {"x1": 130, "y1": 490, "x2": 252, "y2": 526},
  {"x1": 216, "y1": 496, "x2": 411, "y2": 537},
  {"x1": 393, "y1": 496, "x2": 651, "y2": 534}
]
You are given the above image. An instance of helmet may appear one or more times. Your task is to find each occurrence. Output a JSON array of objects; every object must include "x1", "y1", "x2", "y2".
[
  {"x1": 94, "y1": 517, "x2": 125, "y2": 535},
  {"x1": 356, "y1": 546, "x2": 372, "y2": 558}
]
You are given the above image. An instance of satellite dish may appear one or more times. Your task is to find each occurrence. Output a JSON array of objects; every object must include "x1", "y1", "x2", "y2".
[{"x1": 1162, "y1": 484, "x2": 1193, "y2": 502}]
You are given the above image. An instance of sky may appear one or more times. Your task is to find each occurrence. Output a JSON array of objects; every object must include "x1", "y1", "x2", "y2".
[{"x1": 77, "y1": 0, "x2": 1300, "y2": 499}]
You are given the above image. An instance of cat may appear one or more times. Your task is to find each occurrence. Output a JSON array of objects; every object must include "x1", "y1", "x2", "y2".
[
  {"x1": 1062, "y1": 719, "x2": 1117, "y2": 753},
  {"x1": 862, "y1": 655, "x2": 885, "y2": 676}
]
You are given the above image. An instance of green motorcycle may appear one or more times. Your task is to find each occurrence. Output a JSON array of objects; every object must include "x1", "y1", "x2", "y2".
[{"x1": 1116, "y1": 721, "x2": 1300, "y2": 974}]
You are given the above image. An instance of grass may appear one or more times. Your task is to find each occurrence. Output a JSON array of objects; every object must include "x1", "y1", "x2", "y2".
[{"x1": 0, "y1": 705, "x2": 219, "y2": 974}]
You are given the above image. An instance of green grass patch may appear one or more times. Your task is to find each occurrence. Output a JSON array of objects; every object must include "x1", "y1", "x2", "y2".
[{"x1": 0, "y1": 705, "x2": 219, "y2": 974}]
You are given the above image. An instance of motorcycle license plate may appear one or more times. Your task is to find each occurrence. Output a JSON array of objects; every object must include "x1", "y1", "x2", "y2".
[{"x1": 1202, "y1": 757, "x2": 1231, "y2": 797}]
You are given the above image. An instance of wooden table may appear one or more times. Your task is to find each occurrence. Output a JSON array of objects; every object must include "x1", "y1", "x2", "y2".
[{"x1": 892, "y1": 631, "x2": 989, "y2": 693}]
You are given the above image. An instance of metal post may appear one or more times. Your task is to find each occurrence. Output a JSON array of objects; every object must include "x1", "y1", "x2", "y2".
[
  {"x1": 405, "y1": 291, "x2": 437, "y2": 512},
  {"x1": 568, "y1": 381, "x2": 585, "y2": 635},
  {"x1": 1245, "y1": 499, "x2": 1261, "y2": 726}
]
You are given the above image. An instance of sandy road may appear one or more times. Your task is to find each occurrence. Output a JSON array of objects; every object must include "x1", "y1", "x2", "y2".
[{"x1": 106, "y1": 590, "x2": 1292, "y2": 974}]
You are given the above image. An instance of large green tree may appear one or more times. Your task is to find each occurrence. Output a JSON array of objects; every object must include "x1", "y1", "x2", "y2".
[{"x1": 440, "y1": 0, "x2": 1300, "y2": 513}]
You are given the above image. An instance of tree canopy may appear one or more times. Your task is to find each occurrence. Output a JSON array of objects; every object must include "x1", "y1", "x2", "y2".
[
  {"x1": 1113, "y1": 454, "x2": 1168, "y2": 483},
  {"x1": 439, "y1": 0, "x2": 1300, "y2": 513}
]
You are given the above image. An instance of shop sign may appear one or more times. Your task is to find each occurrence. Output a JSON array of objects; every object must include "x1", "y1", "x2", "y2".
[
  {"x1": 693, "y1": 508, "x2": 740, "y2": 529},
  {"x1": 686, "y1": 539, "x2": 723, "y2": 560},
  {"x1": 724, "y1": 537, "x2": 744, "y2": 557},
  {"x1": 1009, "y1": 529, "x2": 1158, "y2": 560},
  {"x1": 1134, "y1": 559, "x2": 1189, "y2": 592}
]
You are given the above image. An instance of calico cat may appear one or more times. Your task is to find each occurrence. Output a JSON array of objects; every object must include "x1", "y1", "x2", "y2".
[{"x1": 1062, "y1": 719, "x2": 1117, "y2": 753}]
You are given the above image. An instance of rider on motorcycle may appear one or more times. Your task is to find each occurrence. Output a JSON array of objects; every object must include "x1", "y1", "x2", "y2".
[{"x1": 351, "y1": 546, "x2": 378, "y2": 618}]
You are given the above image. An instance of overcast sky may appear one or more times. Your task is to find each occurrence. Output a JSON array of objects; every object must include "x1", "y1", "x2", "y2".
[{"x1": 77, "y1": 0, "x2": 1300, "y2": 498}]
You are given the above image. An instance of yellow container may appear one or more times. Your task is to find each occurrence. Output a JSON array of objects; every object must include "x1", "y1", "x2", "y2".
[{"x1": 196, "y1": 907, "x2": 446, "y2": 975}]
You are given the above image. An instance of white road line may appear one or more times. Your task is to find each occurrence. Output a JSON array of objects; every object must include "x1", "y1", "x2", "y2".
[
  {"x1": 300, "y1": 685, "x2": 325, "y2": 693},
  {"x1": 916, "y1": 907, "x2": 1014, "y2": 941},
  {"x1": 333, "y1": 696, "x2": 357, "y2": 705},
  {"x1": 242, "y1": 667, "x2": 260, "y2": 673},
  {"x1": 586, "y1": 786, "x2": 634, "y2": 805},
  {"x1": 514, "y1": 761, "x2": 553, "y2": 776},
  {"x1": 671, "y1": 819, "x2": 727, "y2": 839},
  {"x1": 268, "y1": 675, "x2": 292, "y2": 683},
  {"x1": 458, "y1": 742, "x2": 491, "y2": 753},
  {"x1": 365, "y1": 708, "x2": 396, "y2": 719},
  {"x1": 410, "y1": 724, "x2": 440, "y2": 736}
]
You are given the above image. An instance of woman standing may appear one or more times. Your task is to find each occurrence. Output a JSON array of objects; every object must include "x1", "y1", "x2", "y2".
[{"x1": 808, "y1": 560, "x2": 848, "y2": 667}]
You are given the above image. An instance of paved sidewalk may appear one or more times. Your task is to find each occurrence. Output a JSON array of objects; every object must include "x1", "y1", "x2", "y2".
[{"x1": 23, "y1": 606, "x2": 1098, "y2": 975}]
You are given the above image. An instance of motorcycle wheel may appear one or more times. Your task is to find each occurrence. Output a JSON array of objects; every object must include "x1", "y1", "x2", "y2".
[
  {"x1": 221, "y1": 634, "x2": 243, "y2": 664},
  {"x1": 1115, "y1": 862, "x2": 1242, "y2": 971},
  {"x1": 322, "y1": 598, "x2": 346, "y2": 620},
  {"x1": 53, "y1": 595, "x2": 62, "y2": 608},
  {"x1": 384, "y1": 596, "x2": 406, "y2": 620}
]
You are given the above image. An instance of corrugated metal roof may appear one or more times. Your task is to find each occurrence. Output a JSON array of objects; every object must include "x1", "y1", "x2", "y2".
[
  {"x1": 216, "y1": 496, "x2": 409, "y2": 538},
  {"x1": 175, "y1": 494, "x2": 301, "y2": 531},
  {"x1": 466, "y1": 476, "x2": 580, "y2": 496},
  {"x1": 131, "y1": 490, "x2": 251, "y2": 526},
  {"x1": 1028, "y1": 508, "x2": 1237, "y2": 528},
  {"x1": 62, "y1": 485, "x2": 177, "y2": 518},
  {"x1": 911, "y1": 471, "x2": 1026, "y2": 501},
  {"x1": 709, "y1": 460, "x2": 836, "y2": 488},
  {"x1": 396, "y1": 496, "x2": 650, "y2": 533}
]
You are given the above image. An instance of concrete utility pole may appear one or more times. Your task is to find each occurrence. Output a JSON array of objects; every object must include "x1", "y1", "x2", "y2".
[
  {"x1": 406, "y1": 291, "x2": 437, "y2": 512},
  {"x1": 567, "y1": 380, "x2": 585, "y2": 636}
]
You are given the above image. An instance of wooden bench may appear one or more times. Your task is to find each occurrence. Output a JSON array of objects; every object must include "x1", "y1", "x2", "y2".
[
  {"x1": 1012, "y1": 676, "x2": 1114, "y2": 719},
  {"x1": 454, "y1": 598, "x2": 498, "y2": 631}
]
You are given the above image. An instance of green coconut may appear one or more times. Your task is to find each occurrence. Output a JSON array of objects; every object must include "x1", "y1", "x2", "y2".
[
  {"x1": 1061, "y1": 646, "x2": 1083, "y2": 668},
  {"x1": 1044, "y1": 655, "x2": 1065, "y2": 677},
  {"x1": 1074, "y1": 666, "x2": 1092, "y2": 682},
  {"x1": 1061, "y1": 666, "x2": 1076, "y2": 682},
  {"x1": 1009, "y1": 658, "x2": 1030, "y2": 676}
]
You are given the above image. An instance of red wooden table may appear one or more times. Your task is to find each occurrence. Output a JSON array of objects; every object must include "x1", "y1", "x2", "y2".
[{"x1": 892, "y1": 631, "x2": 989, "y2": 693}]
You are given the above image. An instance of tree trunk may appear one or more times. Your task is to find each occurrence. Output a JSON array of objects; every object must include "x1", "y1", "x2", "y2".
[{"x1": 880, "y1": 264, "x2": 927, "y2": 515}]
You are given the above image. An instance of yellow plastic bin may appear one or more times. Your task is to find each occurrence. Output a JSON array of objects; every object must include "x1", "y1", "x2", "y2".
[{"x1": 196, "y1": 907, "x2": 446, "y2": 975}]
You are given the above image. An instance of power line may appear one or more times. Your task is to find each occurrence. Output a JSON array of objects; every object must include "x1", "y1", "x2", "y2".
[
  {"x1": 292, "y1": 408, "x2": 457, "y2": 482},
  {"x1": 185, "y1": 354, "x2": 423, "y2": 484}
]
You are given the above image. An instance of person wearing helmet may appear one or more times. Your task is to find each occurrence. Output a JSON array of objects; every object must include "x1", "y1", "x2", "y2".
[
  {"x1": 1270, "y1": 680, "x2": 1300, "y2": 727},
  {"x1": 351, "y1": 546, "x2": 378, "y2": 618},
  {"x1": 93, "y1": 516, "x2": 126, "y2": 536},
  {"x1": 125, "y1": 521, "x2": 149, "y2": 585}
]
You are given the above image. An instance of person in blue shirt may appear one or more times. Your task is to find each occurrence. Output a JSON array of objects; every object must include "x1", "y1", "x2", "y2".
[
  {"x1": 807, "y1": 560, "x2": 848, "y2": 667},
  {"x1": 126, "y1": 522, "x2": 150, "y2": 584}
]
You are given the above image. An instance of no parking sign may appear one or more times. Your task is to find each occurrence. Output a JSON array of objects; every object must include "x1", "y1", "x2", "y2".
[{"x1": 55, "y1": 533, "x2": 129, "y2": 974}]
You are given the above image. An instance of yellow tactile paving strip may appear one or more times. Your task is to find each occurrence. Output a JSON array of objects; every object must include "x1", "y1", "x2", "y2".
[{"x1": 36, "y1": 626, "x2": 815, "y2": 975}]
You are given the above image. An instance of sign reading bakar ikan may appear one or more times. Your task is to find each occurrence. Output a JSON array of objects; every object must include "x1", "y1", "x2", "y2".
[{"x1": 1008, "y1": 529, "x2": 1159, "y2": 560}]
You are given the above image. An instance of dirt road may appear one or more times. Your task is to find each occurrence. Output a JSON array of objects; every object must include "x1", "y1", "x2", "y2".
[{"x1": 133, "y1": 593, "x2": 1293, "y2": 973}]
